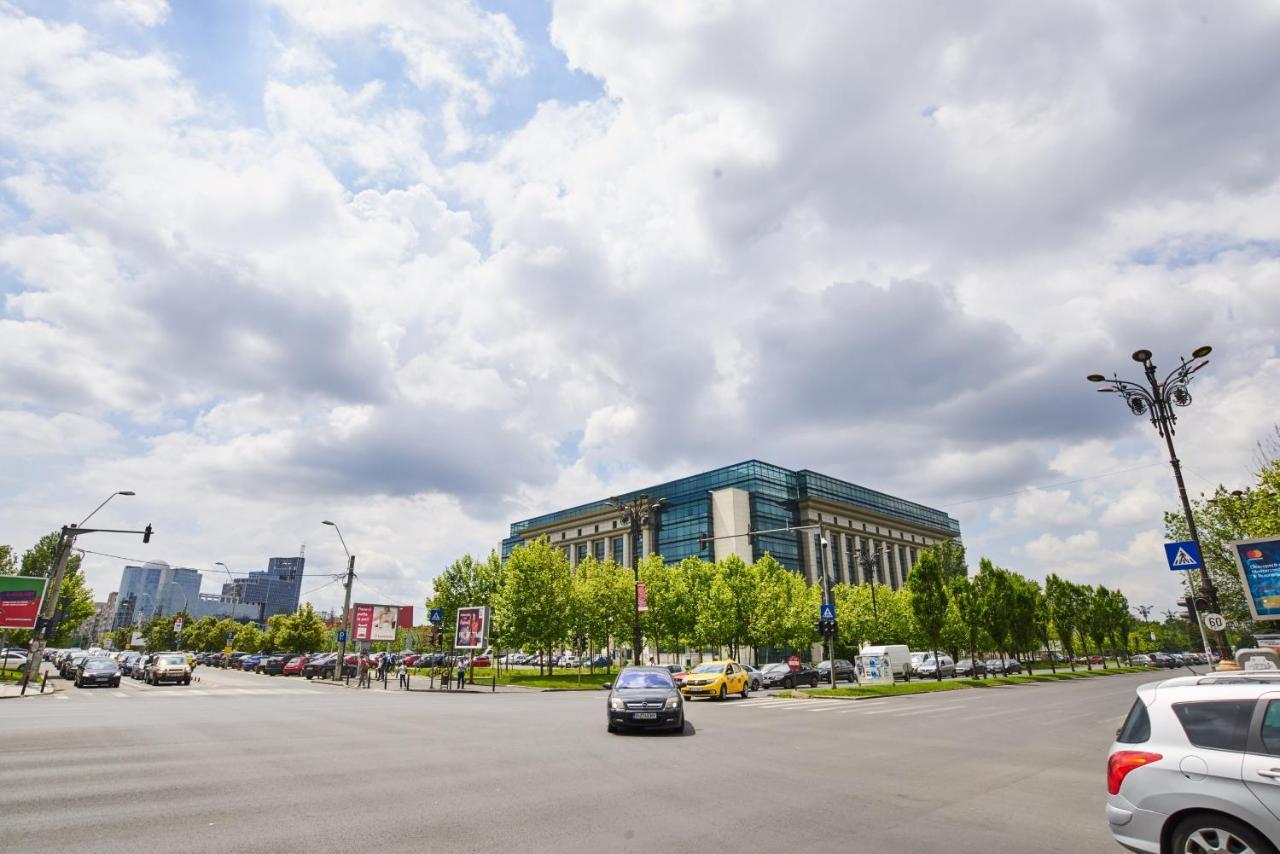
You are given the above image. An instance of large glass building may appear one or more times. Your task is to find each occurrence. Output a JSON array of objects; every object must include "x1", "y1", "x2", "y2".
[
  {"x1": 221, "y1": 557, "x2": 304, "y2": 620},
  {"x1": 502, "y1": 461, "x2": 961, "y2": 590}
]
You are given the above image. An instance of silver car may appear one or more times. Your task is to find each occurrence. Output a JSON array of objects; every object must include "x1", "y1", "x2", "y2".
[{"x1": 1107, "y1": 671, "x2": 1280, "y2": 853}]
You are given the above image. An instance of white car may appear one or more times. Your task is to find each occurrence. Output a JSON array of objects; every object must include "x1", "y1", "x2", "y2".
[
  {"x1": 1107, "y1": 671, "x2": 1280, "y2": 853},
  {"x1": 0, "y1": 650, "x2": 30, "y2": 669}
]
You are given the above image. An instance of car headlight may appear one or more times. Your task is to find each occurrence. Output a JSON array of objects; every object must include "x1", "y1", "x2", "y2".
[
  {"x1": 664, "y1": 695, "x2": 680, "y2": 710},
  {"x1": 609, "y1": 697, "x2": 625, "y2": 710}
]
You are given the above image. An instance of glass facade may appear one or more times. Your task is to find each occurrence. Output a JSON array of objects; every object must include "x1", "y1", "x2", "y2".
[
  {"x1": 222, "y1": 557, "x2": 304, "y2": 621},
  {"x1": 503, "y1": 461, "x2": 960, "y2": 575}
]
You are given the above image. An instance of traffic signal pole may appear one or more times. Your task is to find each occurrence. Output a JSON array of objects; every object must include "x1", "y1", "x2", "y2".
[{"x1": 22, "y1": 526, "x2": 75, "y2": 695}]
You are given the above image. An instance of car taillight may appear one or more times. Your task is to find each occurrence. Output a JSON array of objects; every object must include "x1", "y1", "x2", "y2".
[{"x1": 1107, "y1": 750, "x2": 1162, "y2": 795}]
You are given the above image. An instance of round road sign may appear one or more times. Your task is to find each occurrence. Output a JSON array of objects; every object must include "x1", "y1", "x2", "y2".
[
  {"x1": 1202, "y1": 613, "x2": 1226, "y2": 632},
  {"x1": 787, "y1": 655, "x2": 801, "y2": 671}
]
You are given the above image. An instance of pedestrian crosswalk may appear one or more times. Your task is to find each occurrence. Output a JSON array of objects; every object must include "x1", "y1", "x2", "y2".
[{"x1": 698, "y1": 695, "x2": 974, "y2": 717}]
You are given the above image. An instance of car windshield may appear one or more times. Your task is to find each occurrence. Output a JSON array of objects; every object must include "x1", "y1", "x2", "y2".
[
  {"x1": 691, "y1": 663, "x2": 725, "y2": 673},
  {"x1": 161, "y1": 655, "x2": 186, "y2": 665},
  {"x1": 85, "y1": 659, "x2": 114, "y2": 670},
  {"x1": 614, "y1": 671, "x2": 674, "y2": 689},
  {"x1": 762, "y1": 663, "x2": 789, "y2": 672}
]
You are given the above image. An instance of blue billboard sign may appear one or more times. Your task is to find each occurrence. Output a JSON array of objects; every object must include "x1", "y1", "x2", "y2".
[{"x1": 1230, "y1": 537, "x2": 1280, "y2": 621}]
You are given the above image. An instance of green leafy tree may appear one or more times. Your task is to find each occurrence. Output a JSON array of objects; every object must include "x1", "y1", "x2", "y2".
[
  {"x1": 233, "y1": 622, "x2": 265, "y2": 654},
  {"x1": 933, "y1": 538, "x2": 969, "y2": 581},
  {"x1": 1005, "y1": 574, "x2": 1042, "y2": 672},
  {"x1": 284, "y1": 603, "x2": 327, "y2": 653},
  {"x1": 642, "y1": 556, "x2": 696, "y2": 659},
  {"x1": 576, "y1": 557, "x2": 632, "y2": 671},
  {"x1": 1105, "y1": 588, "x2": 1134, "y2": 665},
  {"x1": 719, "y1": 554, "x2": 759, "y2": 660},
  {"x1": 1085, "y1": 586, "x2": 1115, "y2": 668},
  {"x1": 975, "y1": 559, "x2": 1013, "y2": 669},
  {"x1": 427, "y1": 552, "x2": 504, "y2": 647},
  {"x1": 1046, "y1": 574, "x2": 1083, "y2": 671},
  {"x1": 950, "y1": 575, "x2": 984, "y2": 677},
  {"x1": 754, "y1": 555, "x2": 813, "y2": 657},
  {"x1": 0, "y1": 544, "x2": 17, "y2": 575},
  {"x1": 143, "y1": 610, "x2": 189, "y2": 651},
  {"x1": 908, "y1": 549, "x2": 950, "y2": 680},
  {"x1": 495, "y1": 538, "x2": 572, "y2": 674}
]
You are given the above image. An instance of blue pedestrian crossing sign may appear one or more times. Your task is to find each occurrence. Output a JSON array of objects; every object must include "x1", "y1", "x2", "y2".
[
  {"x1": 429, "y1": 609, "x2": 444, "y2": 625},
  {"x1": 820, "y1": 603, "x2": 836, "y2": 622},
  {"x1": 1164, "y1": 541, "x2": 1203, "y2": 571}
]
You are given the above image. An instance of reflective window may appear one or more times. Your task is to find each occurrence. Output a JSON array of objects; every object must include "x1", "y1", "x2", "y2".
[
  {"x1": 1173, "y1": 701, "x2": 1255, "y2": 752},
  {"x1": 1261, "y1": 701, "x2": 1280, "y2": 755}
]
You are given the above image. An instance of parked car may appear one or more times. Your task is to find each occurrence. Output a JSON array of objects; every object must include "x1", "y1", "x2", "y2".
[
  {"x1": 75, "y1": 657, "x2": 121, "y2": 688},
  {"x1": 741, "y1": 663, "x2": 763, "y2": 691},
  {"x1": 1128, "y1": 654, "x2": 1152, "y2": 667},
  {"x1": 241, "y1": 654, "x2": 267, "y2": 671},
  {"x1": 60, "y1": 653, "x2": 92, "y2": 679},
  {"x1": 817, "y1": 659, "x2": 857, "y2": 684},
  {"x1": 146, "y1": 653, "x2": 192, "y2": 685},
  {"x1": 760, "y1": 661, "x2": 819, "y2": 690},
  {"x1": 282, "y1": 655, "x2": 311, "y2": 676},
  {"x1": 257, "y1": 654, "x2": 298, "y2": 675},
  {"x1": 605, "y1": 666, "x2": 684, "y2": 734},
  {"x1": 955, "y1": 658, "x2": 988, "y2": 677},
  {"x1": 913, "y1": 653, "x2": 956, "y2": 679},
  {"x1": 132, "y1": 654, "x2": 153, "y2": 680},
  {"x1": 0, "y1": 650, "x2": 30, "y2": 670},
  {"x1": 986, "y1": 658, "x2": 1021, "y2": 675},
  {"x1": 119, "y1": 653, "x2": 142, "y2": 676},
  {"x1": 302, "y1": 653, "x2": 335, "y2": 679},
  {"x1": 681, "y1": 660, "x2": 751, "y2": 700},
  {"x1": 658, "y1": 663, "x2": 687, "y2": 686},
  {"x1": 471, "y1": 655, "x2": 492, "y2": 668},
  {"x1": 1106, "y1": 670, "x2": 1280, "y2": 853}
]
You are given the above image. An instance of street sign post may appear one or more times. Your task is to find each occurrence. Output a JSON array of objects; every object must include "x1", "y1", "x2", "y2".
[
  {"x1": 337, "y1": 629, "x2": 347, "y2": 643},
  {"x1": 1164, "y1": 541, "x2": 1203, "y2": 571},
  {"x1": 1203, "y1": 613, "x2": 1227, "y2": 632}
]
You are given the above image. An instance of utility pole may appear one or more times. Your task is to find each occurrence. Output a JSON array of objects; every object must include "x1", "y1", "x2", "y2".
[
  {"x1": 23, "y1": 525, "x2": 76, "y2": 694},
  {"x1": 336, "y1": 554, "x2": 355, "y2": 682},
  {"x1": 820, "y1": 536, "x2": 837, "y2": 688}
]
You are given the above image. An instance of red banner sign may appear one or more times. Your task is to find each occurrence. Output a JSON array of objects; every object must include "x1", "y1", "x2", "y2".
[
  {"x1": 0, "y1": 576, "x2": 47, "y2": 629},
  {"x1": 636, "y1": 582, "x2": 648, "y2": 613}
]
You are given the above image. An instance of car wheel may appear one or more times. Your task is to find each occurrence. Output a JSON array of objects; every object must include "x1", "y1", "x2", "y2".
[
  {"x1": 717, "y1": 684, "x2": 727, "y2": 701},
  {"x1": 784, "y1": 676, "x2": 794, "y2": 689},
  {"x1": 810, "y1": 676, "x2": 819, "y2": 688},
  {"x1": 1170, "y1": 813, "x2": 1276, "y2": 854},
  {"x1": 607, "y1": 722, "x2": 617, "y2": 734},
  {"x1": 741, "y1": 682, "x2": 749, "y2": 698},
  {"x1": 183, "y1": 677, "x2": 191, "y2": 686}
]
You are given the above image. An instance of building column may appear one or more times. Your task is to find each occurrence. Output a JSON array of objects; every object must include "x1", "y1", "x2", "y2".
[
  {"x1": 622, "y1": 532, "x2": 632, "y2": 569},
  {"x1": 892, "y1": 543, "x2": 904, "y2": 589},
  {"x1": 852, "y1": 536, "x2": 865, "y2": 585}
]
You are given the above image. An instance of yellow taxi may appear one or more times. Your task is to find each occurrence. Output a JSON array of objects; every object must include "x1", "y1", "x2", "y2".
[{"x1": 680, "y1": 659, "x2": 750, "y2": 701}]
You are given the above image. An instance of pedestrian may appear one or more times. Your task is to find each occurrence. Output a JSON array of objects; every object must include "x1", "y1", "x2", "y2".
[
  {"x1": 398, "y1": 661, "x2": 408, "y2": 689},
  {"x1": 456, "y1": 657, "x2": 466, "y2": 690}
]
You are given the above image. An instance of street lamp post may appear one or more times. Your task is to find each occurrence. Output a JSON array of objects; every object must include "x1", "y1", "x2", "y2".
[
  {"x1": 1087, "y1": 345, "x2": 1231, "y2": 661},
  {"x1": 605, "y1": 494, "x2": 666, "y2": 665},
  {"x1": 854, "y1": 545, "x2": 887, "y2": 643},
  {"x1": 322, "y1": 521, "x2": 357, "y2": 683}
]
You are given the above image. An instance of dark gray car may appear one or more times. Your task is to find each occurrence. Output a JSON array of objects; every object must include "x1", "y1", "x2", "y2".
[{"x1": 605, "y1": 666, "x2": 684, "y2": 734}]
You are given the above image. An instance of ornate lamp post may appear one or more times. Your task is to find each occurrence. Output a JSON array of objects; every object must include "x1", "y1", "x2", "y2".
[
  {"x1": 854, "y1": 545, "x2": 887, "y2": 642},
  {"x1": 1087, "y1": 345, "x2": 1230, "y2": 660},
  {"x1": 606, "y1": 494, "x2": 666, "y2": 665}
]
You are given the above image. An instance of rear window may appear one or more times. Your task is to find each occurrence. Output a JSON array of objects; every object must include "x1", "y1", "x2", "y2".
[
  {"x1": 1116, "y1": 699, "x2": 1151, "y2": 743},
  {"x1": 1172, "y1": 700, "x2": 1255, "y2": 752}
]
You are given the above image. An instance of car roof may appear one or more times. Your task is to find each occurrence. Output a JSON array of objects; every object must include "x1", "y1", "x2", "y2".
[
  {"x1": 619, "y1": 665, "x2": 671, "y2": 673},
  {"x1": 1137, "y1": 671, "x2": 1280, "y2": 703}
]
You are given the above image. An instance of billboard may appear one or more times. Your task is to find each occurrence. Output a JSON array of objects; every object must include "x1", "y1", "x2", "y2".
[
  {"x1": 1230, "y1": 537, "x2": 1280, "y2": 621},
  {"x1": 0, "y1": 576, "x2": 48, "y2": 629},
  {"x1": 352, "y1": 603, "x2": 400, "y2": 642},
  {"x1": 455, "y1": 606, "x2": 489, "y2": 649}
]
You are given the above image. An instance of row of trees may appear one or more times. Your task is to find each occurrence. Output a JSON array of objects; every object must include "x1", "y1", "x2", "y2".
[
  {"x1": 102, "y1": 604, "x2": 328, "y2": 654},
  {"x1": 429, "y1": 537, "x2": 1144, "y2": 676}
]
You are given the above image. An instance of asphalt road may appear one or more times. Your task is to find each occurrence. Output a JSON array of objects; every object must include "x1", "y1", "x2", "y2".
[{"x1": 0, "y1": 665, "x2": 1152, "y2": 853}]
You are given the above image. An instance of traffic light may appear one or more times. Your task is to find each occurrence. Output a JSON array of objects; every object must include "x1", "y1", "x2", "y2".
[
  {"x1": 142, "y1": 524, "x2": 153, "y2": 544},
  {"x1": 698, "y1": 532, "x2": 709, "y2": 553},
  {"x1": 747, "y1": 525, "x2": 757, "y2": 547}
]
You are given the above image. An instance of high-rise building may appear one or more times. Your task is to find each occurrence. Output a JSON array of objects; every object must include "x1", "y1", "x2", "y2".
[
  {"x1": 221, "y1": 557, "x2": 304, "y2": 620},
  {"x1": 503, "y1": 460, "x2": 961, "y2": 590}
]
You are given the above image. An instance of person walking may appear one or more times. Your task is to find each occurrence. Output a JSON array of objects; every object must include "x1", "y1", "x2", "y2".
[
  {"x1": 398, "y1": 660, "x2": 408, "y2": 689},
  {"x1": 455, "y1": 657, "x2": 467, "y2": 690}
]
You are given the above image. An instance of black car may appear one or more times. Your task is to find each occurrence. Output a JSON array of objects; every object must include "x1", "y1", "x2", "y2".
[
  {"x1": 760, "y1": 662, "x2": 820, "y2": 689},
  {"x1": 817, "y1": 659, "x2": 857, "y2": 684},
  {"x1": 302, "y1": 653, "x2": 334, "y2": 679},
  {"x1": 955, "y1": 658, "x2": 987, "y2": 677},
  {"x1": 76, "y1": 657, "x2": 121, "y2": 688},
  {"x1": 985, "y1": 658, "x2": 1021, "y2": 675},
  {"x1": 605, "y1": 666, "x2": 684, "y2": 734},
  {"x1": 257, "y1": 654, "x2": 295, "y2": 675}
]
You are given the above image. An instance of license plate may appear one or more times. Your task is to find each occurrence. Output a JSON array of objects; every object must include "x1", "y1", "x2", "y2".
[{"x1": 633, "y1": 712, "x2": 657, "y2": 720}]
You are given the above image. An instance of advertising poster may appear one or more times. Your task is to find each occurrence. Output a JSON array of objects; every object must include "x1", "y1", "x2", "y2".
[
  {"x1": 856, "y1": 654, "x2": 894, "y2": 686},
  {"x1": 0, "y1": 576, "x2": 47, "y2": 629},
  {"x1": 455, "y1": 605, "x2": 488, "y2": 649},
  {"x1": 1231, "y1": 537, "x2": 1280, "y2": 621},
  {"x1": 353, "y1": 603, "x2": 400, "y2": 641}
]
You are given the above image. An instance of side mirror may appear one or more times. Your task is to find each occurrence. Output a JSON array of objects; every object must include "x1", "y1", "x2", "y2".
[{"x1": 602, "y1": 682, "x2": 612, "y2": 690}]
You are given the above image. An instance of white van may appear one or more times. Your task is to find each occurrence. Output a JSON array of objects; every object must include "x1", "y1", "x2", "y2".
[{"x1": 860, "y1": 644, "x2": 913, "y2": 681}]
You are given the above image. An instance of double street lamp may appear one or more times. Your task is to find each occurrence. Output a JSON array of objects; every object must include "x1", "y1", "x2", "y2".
[
  {"x1": 1087, "y1": 345, "x2": 1230, "y2": 659},
  {"x1": 605, "y1": 494, "x2": 665, "y2": 665}
]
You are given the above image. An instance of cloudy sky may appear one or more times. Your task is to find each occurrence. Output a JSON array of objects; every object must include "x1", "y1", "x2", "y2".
[{"x1": 3, "y1": 0, "x2": 1279, "y2": 617}]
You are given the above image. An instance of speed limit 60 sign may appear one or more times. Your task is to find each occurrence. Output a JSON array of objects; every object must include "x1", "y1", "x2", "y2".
[{"x1": 1202, "y1": 613, "x2": 1226, "y2": 632}]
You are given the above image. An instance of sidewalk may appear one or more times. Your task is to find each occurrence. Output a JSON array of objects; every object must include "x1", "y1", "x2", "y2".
[{"x1": 0, "y1": 678, "x2": 61, "y2": 699}]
